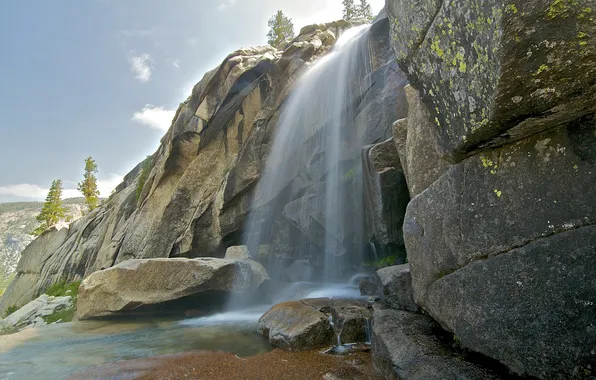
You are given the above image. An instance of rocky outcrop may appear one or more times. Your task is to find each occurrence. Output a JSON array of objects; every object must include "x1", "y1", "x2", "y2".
[
  {"x1": 387, "y1": 1, "x2": 596, "y2": 378},
  {"x1": 388, "y1": 0, "x2": 596, "y2": 161},
  {"x1": 403, "y1": 122, "x2": 596, "y2": 379},
  {"x1": 1, "y1": 294, "x2": 72, "y2": 330},
  {"x1": 1, "y1": 17, "x2": 406, "y2": 314},
  {"x1": 258, "y1": 298, "x2": 371, "y2": 351},
  {"x1": 372, "y1": 305, "x2": 501, "y2": 380},
  {"x1": 376, "y1": 264, "x2": 417, "y2": 312},
  {"x1": 76, "y1": 258, "x2": 269, "y2": 320}
]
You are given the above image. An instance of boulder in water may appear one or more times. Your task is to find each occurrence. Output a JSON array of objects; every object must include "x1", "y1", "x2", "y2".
[
  {"x1": 258, "y1": 300, "x2": 333, "y2": 352},
  {"x1": 258, "y1": 298, "x2": 371, "y2": 351},
  {"x1": 76, "y1": 258, "x2": 269, "y2": 320}
]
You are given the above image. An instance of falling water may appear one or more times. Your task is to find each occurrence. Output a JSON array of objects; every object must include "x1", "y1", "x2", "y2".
[{"x1": 244, "y1": 24, "x2": 373, "y2": 284}]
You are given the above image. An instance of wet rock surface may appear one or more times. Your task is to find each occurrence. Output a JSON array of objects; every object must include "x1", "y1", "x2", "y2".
[{"x1": 258, "y1": 298, "x2": 372, "y2": 351}]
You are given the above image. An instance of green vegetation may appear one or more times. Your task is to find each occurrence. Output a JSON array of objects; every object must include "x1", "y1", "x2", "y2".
[
  {"x1": 136, "y1": 156, "x2": 153, "y2": 201},
  {"x1": 46, "y1": 280, "x2": 81, "y2": 299},
  {"x1": 364, "y1": 255, "x2": 398, "y2": 268},
  {"x1": 32, "y1": 179, "x2": 67, "y2": 236},
  {"x1": 5, "y1": 305, "x2": 18, "y2": 316},
  {"x1": 267, "y1": 10, "x2": 295, "y2": 48},
  {"x1": 42, "y1": 280, "x2": 81, "y2": 323},
  {"x1": 343, "y1": 0, "x2": 373, "y2": 20},
  {"x1": 77, "y1": 156, "x2": 100, "y2": 212},
  {"x1": 43, "y1": 307, "x2": 76, "y2": 324}
]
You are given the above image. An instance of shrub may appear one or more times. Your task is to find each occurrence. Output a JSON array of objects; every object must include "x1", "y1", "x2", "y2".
[
  {"x1": 43, "y1": 307, "x2": 76, "y2": 324},
  {"x1": 46, "y1": 280, "x2": 81, "y2": 300},
  {"x1": 5, "y1": 305, "x2": 18, "y2": 316}
]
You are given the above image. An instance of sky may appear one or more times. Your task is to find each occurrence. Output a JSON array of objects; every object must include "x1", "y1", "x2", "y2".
[{"x1": 0, "y1": 0, "x2": 384, "y2": 202}]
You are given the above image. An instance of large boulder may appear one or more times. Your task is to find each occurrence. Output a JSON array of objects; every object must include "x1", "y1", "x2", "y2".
[
  {"x1": 372, "y1": 305, "x2": 501, "y2": 380},
  {"x1": 76, "y1": 258, "x2": 269, "y2": 320},
  {"x1": 257, "y1": 300, "x2": 333, "y2": 351},
  {"x1": 224, "y1": 245, "x2": 252, "y2": 260},
  {"x1": 404, "y1": 121, "x2": 596, "y2": 378},
  {"x1": 376, "y1": 264, "x2": 418, "y2": 312},
  {"x1": 388, "y1": 0, "x2": 596, "y2": 160},
  {"x1": 258, "y1": 298, "x2": 371, "y2": 351}
]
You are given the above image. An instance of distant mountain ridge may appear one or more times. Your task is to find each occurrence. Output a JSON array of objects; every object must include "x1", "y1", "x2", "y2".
[{"x1": 0, "y1": 198, "x2": 87, "y2": 291}]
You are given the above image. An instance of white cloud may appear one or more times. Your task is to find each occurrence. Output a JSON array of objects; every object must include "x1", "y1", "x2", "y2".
[
  {"x1": 0, "y1": 184, "x2": 50, "y2": 199},
  {"x1": 172, "y1": 59, "x2": 181, "y2": 69},
  {"x1": 0, "y1": 174, "x2": 123, "y2": 201},
  {"x1": 132, "y1": 105, "x2": 176, "y2": 131},
  {"x1": 217, "y1": 0, "x2": 237, "y2": 10},
  {"x1": 97, "y1": 174, "x2": 125, "y2": 196},
  {"x1": 129, "y1": 53, "x2": 152, "y2": 82}
]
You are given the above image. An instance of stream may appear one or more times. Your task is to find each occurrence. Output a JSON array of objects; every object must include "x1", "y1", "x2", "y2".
[{"x1": 0, "y1": 284, "x2": 364, "y2": 380}]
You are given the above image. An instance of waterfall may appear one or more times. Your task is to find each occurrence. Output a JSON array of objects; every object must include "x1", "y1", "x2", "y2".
[{"x1": 244, "y1": 24, "x2": 373, "y2": 285}]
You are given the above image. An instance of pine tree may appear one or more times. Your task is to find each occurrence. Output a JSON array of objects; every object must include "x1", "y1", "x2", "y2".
[
  {"x1": 356, "y1": 0, "x2": 373, "y2": 20},
  {"x1": 267, "y1": 10, "x2": 295, "y2": 48},
  {"x1": 33, "y1": 180, "x2": 66, "y2": 236},
  {"x1": 77, "y1": 157, "x2": 100, "y2": 212},
  {"x1": 342, "y1": 0, "x2": 357, "y2": 20}
]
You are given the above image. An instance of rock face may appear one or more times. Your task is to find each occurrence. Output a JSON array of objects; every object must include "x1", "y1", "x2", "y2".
[
  {"x1": 388, "y1": 0, "x2": 596, "y2": 160},
  {"x1": 382, "y1": 1, "x2": 596, "y2": 378},
  {"x1": 0, "y1": 17, "x2": 406, "y2": 314},
  {"x1": 2, "y1": 294, "x2": 72, "y2": 329},
  {"x1": 387, "y1": 1, "x2": 596, "y2": 378},
  {"x1": 376, "y1": 264, "x2": 417, "y2": 312},
  {"x1": 392, "y1": 85, "x2": 451, "y2": 197},
  {"x1": 403, "y1": 123, "x2": 596, "y2": 378},
  {"x1": 0, "y1": 200, "x2": 85, "y2": 292},
  {"x1": 372, "y1": 305, "x2": 501, "y2": 380},
  {"x1": 258, "y1": 298, "x2": 371, "y2": 351},
  {"x1": 362, "y1": 138, "x2": 410, "y2": 259},
  {"x1": 76, "y1": 258, "x2": 268, "y2": 320}
]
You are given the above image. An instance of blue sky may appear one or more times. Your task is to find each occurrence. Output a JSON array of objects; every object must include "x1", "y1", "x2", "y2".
[{"x1": 0, "y1": 0, "x2": 384, "y2": 202}]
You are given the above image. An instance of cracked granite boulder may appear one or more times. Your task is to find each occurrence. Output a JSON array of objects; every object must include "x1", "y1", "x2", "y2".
[
  {"x1": 388, "y1": 0, "x2": 596, "y2": 160},
  {"x1": 403, "y1": 118, "x2": 596, "y2": 379}
]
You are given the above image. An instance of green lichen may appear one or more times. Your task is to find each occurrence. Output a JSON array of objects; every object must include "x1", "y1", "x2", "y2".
[
  {"x1": 494, "y1": 189, "x2": 503, "y2": 198},
  {"x1": 533, "y1": 64, "x2": 550, "y2": 76},
  {"x1": 430, "y1": 38, "x2": 445, "y2": 58},
  {"x1": 578, "y1": 31, "x2": 589, "y2": 38},
  {"x1": 548, "y1": 0, "x2": 579, "y2": 19},
  {"x1": 506, "y1": 4, "x2": 519, "y2": 14}
]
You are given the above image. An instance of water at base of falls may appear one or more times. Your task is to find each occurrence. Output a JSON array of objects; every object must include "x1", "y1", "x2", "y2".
[{"x1": 243, "y1": 24, "x2": 374, "y2": 285}]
